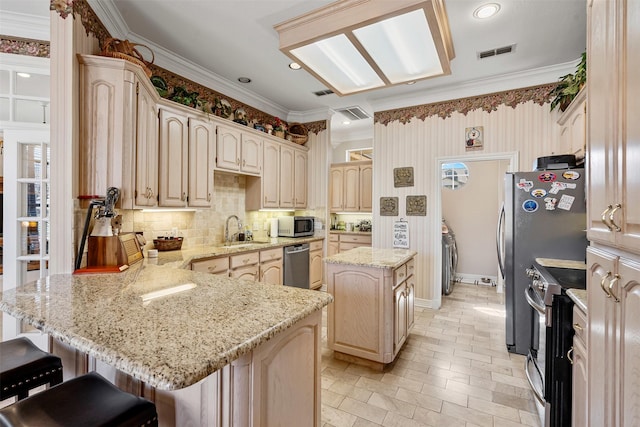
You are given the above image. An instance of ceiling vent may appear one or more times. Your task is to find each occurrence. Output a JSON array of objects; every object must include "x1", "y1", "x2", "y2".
[
  {"x1": 335, "y1": 106, "x2": 371, "y2": 121},
  {"x1": 478, "y1": 44, "x2": 515, "y2": 59},
  {"x1": 313, "y1": 89, "x2": 334, "y2": 97}
]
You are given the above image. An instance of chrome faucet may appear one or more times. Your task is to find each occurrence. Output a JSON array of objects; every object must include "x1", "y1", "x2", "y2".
[{"x1": 225, "y1": 215, "x2": 241, "y2": 245}]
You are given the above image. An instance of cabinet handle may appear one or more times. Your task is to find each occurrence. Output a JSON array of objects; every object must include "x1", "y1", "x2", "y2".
[
  {"x1": 609, "y1": 204, "x2": 622, "y2": 232},
  {"x1": 573, "y1": 323, "x2": 583, "y2": 331},
  {"x1": 567, "y1": 347, "x2": 574, "y2": 365},
  {"x1": 601, "y1": 205, "x2": 614, "y2": 231},
  {"x1": 243, "y1": 159, "x2": 246, "y2": 166},
  {"x1": 600, "y1": 271, "x2": 612, "y2": 298},
  {"x1": 182, "y1": 192, "x2": 187, "y2": 201},
  {"x1": 207, "y1": 193, "x2": 211, "y2": 202},
  {"x1": 237, "y1": 158, "x2": 240, "y2": 165},
  {"x1": 608, "y1": 273, "x2": 621, "y2": 303}
]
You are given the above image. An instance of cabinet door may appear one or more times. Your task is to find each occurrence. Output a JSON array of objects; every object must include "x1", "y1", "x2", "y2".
[
  {"x1": 262, "y1": 140, "x2": 280, "y2": 208},
  {"x1": 616, "y1": 257, "x2": 640, "y2": 427},
  {"x1": 240, "y1": 134, "x2": 262, "y2": 175},
  {"x1": 571, "y1": 337, "x2": 588, "y2": 427},
  {"x1": 329, "y1": 167, "x2": 344, "y2": 212},
  {"x1": 294, "y1": 149, "x2": 308, "y2": 209},
  {"x1": 260, "y1": 259, "x2": 283, "y2": 285},
  {"x1": 135, "y1": 81, "x2": 158, "y2": 207},
  {"x1": 230, "y1": 264, "x2": 258, "y2": 282},
  {"x1": 359, "y1": 163, "x2": 373, "y2": 212},
  {"x1": 191, "y1": 257, "x2": 229, "y2": 275},
  {"x1": 343, "y1": 165, "x2": 360, "y2": 211},
  {"x1": 216, "y1": 124, "x2": 241, "y2": 171},
  {"x1": 393, "y1": 282, "x2": 408, "y2": 355},
  {"x1": 188, "y1": 117, "x2": 215, "y2": 207},
  {"x1": 279, "y1": 145, "x2": 295, "y2": 208},
  {"x1": 328, "y1": 235, "x2": 339, "y2": 257},
  {"x1": 586, "y1": 247, "x2": 618, "y2": 427},
  {"x1": 158, "y1": 108, "x2": 189, "y2": 207},
  {"x1": 309, "y1": 249, "x2": 323, "y2": 290},
  {"x1": 406, "y1": 274, "x2": 415, "y2": 330}
]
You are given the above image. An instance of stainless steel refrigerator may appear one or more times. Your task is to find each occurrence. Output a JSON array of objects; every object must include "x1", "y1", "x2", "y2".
[{"x1": 497, "y1": 169, "x2": 587, "y2": 355}]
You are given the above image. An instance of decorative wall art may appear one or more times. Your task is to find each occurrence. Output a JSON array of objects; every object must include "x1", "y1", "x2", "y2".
[
  {"x1": 406, "y1": 195, "x2": 427, "y2": 216},
  {"x1": 393, "y1": 167, "x2": 414, "y2": 187},
  {"x1": 380, "y1": 197, "x2": 399, "y2": 216},
  {"x1": 393, "y1": 219, "x2": 409, "y2": 249},
  {"x1": 465, "y1": 126, "x2": 484, "y2": 151}
]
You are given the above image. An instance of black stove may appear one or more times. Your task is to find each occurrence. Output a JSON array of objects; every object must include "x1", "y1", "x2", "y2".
[{"x1": 525, "y1": 261, "x2": 586, "y2": 427}]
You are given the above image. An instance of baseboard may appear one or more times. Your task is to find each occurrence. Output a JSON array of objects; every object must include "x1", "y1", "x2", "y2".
[{"x1": 456, "y1": 273, "x2": 497, "y2": 286}]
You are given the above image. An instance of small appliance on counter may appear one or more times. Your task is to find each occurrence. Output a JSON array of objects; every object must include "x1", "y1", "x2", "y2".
[
  {"x1": 358, "y1": 220, "x2": 372, "y2": 232},
  {"x1": 278, "y1": 216, "x2": 314, "y2": 237}
]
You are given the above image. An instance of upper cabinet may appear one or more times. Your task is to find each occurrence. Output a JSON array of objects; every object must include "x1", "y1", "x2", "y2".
[
  {"x1": 215, "y1": 124, "x2": 262, "y2": 175},
  {"x1": 78, "y1": 54, "x2": 158, "y2": 209},
  {"x1": 557, "y1": 88, "x2": 586, "y2": 160},
  {"x1": 329, "y1": 160, "x2": 372, "y2": 213},
  {"x1": 586, "y1": 0, "x2": 640, "y2": 253},
  {"x1": 246, "y1": 140, "x2": 308, "y2": 211}
]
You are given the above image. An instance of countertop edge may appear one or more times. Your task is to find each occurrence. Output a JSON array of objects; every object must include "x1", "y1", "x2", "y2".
[{"x1": 567, "y1": 289, "x2": 587, "y2": 313}]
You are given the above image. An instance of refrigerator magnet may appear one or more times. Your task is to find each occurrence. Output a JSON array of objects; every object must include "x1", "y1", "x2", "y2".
[
  {"x1": 562, "y1": 170, "x2": 581, "y2": 180},
  {"x1": 522, "y1": 199, "x2": 539, "y2": 212},
  {"x1": 517, "y1": 179, "x2": 534, "y2": 192},
  {"x1": 531, "y1": 189, "x2": 547, "y2": 198},
  {"x1": 558, "y1": 194, "x2": 575, "y2": 211},
  {"x1": 538, "y1": 172, "x2": 557, "y2": 182},
  {"x1": 544, "y1": 197, "x2": 558, "y2": 210}
]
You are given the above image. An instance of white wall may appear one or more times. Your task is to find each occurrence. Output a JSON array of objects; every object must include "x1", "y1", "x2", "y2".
[
  {"x1": 373, "y1": 100, "x2": 567, "y2": 307},
  {"x1": 331, "y1": 138, "x2": 373, "y2": 163}
]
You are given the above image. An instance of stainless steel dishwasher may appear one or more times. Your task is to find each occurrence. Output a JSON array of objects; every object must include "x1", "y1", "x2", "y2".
[{"x1": 283, "y1": 243, "x2": 310, "y2": 288}]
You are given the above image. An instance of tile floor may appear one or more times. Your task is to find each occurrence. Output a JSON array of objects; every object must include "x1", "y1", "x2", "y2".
[{"x1": 320, "y1": 283, "x2": 541, "y2": 427}]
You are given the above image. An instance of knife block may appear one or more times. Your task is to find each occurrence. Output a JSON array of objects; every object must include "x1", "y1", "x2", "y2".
[{"x1": 87, "y1": 233, "x2": 143, "y2": 267}]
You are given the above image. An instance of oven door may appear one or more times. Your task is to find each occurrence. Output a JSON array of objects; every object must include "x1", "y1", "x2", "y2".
[{"x1": 524, "y1": 283, "x2": 546, "y2": 406}]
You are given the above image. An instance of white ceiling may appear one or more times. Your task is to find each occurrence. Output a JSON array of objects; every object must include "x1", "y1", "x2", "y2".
[{"x1": 1, "y1": 0, "x2": 586, "y2": 140}]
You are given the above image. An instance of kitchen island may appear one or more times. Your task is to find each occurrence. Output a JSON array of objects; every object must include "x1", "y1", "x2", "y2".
[
  {"x1": 0, "y1": 262, "x2": 332, "y2": 426},
  {"x1": 324, "y1": 247, "x2": 416, "y2": 370}
]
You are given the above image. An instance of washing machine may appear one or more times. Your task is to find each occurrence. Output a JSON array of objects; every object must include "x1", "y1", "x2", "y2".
[{"x1": 441, "y1": 219, "x2": 458, "y2": 295}]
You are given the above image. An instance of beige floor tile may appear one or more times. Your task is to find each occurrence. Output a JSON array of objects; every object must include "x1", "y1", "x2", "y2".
[
  {"x1": 322, "y1": 404, "x2": 358, "y2": 427},
  {"x1": 339, "y1": 397, "x2": 388, "y2": 424},
  {"x1": 468, "y1": 396, "x2": 521, "y2": 421},
  {"x1": 367, "y1": 391, "x2": 416, "y2": 418},
  {"x1": 440, "y1": 401, "x2": 494, "y2": 427},
  {"x1": 394, "y1": 386, "x2": 443, "y2": 413}
]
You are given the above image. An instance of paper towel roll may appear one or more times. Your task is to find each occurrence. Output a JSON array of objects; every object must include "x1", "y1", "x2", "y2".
[{"x1": 270, "y1": 218, "x2": 279, "y2": 237}]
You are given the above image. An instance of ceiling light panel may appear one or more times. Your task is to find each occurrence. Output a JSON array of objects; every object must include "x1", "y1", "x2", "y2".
[{"x1": 275, "y1": 0, "x2": 455, "y2": 96}]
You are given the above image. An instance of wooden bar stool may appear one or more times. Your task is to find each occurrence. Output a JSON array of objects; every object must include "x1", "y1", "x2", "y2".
[
  {"x1": 0, "y1": 337, "x2": 63, "y2": 402},
  {"x1": 0, "y1": 371, "x2": 158, "y2": 426}
]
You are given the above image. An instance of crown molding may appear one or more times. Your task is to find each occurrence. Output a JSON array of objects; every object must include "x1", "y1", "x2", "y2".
[{"x1": 0, "y1": 10, "x2": 50, "y2": 41}]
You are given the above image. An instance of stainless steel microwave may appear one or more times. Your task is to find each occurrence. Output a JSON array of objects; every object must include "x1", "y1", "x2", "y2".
[{"x1": 278, "y1": 216, "x2": 315, "y2": 237}]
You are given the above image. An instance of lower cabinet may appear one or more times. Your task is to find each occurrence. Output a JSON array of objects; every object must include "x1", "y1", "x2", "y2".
[
  {"x1": 259, "y1": 247, "x2": 283, "y2": 285},
  {"x1": 328, "y1": 232, "x2": 372, "y2": 254},
  {"x1": 571, "y1": 304, "x2": 588, "y2": 427},
  {"x1": 191, "y1": 257, "x2": 229, "y2": 275},
  {"x1": 309, "y1": 240, "x2": 323, "y2": 290},
  {"x1": 230, "y1": 252, "x2": 260, "y2": 282}
]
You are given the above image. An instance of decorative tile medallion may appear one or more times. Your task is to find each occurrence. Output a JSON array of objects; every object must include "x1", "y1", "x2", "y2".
[
  {"x1": 393, "y1": 167, "x2": 414, "y2": 188},
  {"x1": 406, "y1": 195, "x2": 427, "y2": 216},
  {"x1": 380, "y1": 197, "x2": 399, "y2": 216}
]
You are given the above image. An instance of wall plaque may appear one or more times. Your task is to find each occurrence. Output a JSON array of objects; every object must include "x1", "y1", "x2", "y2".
[
  {"x1": 380, "y1": 197, "x2": 399, "y2": 216},
  {"x1": 393, "y1": 167, "x2": 414, "y2": 187},
  {"x1": 406, "y1": 195, "x2": 427, "y2": 216}
]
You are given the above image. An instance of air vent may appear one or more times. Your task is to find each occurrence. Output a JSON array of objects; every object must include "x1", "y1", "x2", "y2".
[
  {"x1": 478, "y1": 44, "x2": 515, "y2": 59},
  {"x1": 313, "y1": 89, "x2": 334, "y2": 97},
  {"x1": 335, "y1": 106, "x2": 371, "y2": 121}
]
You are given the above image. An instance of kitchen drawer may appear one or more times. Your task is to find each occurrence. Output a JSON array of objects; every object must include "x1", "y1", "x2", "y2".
[
  {"x1": 329, "y1": 234, "x2": 339, "y2": 242},
  {"x1": 230, "y1": 251, "x2": 260, "y2": 269},
  {"x1": 309, "y1": 240, "x2": 323, "y2": 252},
  {"x1": 260, "y1": 247, "x2": 283, "y2": 262},
  {"x1": 573, "y1": 304, "x2": 587, "y2": 347},
  {"x1": 339, "y1": 242, "x2": 367, "y2": 252},
  {"x1": 192, "y1": 256, "x2": 229, "y2": 275},
  {"x1": 340, "y1": 234, "x2": 372, "y2": 244},
  {"x1": 394, "y1": 264, "x2": 408, "y2": 286},
  {"x1": 406, "y1": 259, "x2": 415, "y2": 277}
]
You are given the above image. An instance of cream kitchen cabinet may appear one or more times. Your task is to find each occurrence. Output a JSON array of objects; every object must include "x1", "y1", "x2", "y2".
[
  {"x1": 230, "y1": 251, "x2": 260, "y2": 282},
  {"x1": 215, "y1": 124, "x2": 262, "y2": 175},
  {"x1": 309, "y1": 240, "x2": 323, "y2": 290},
  {"x1": 587, "y1": 246, "x2": 640, "y2": 427},
  {"x1": 571, "y1": 303, "x2": 587, "y2": 427},
  {"x1": 586, "y1": 0, "x2": 640, "y2": 253},
  {"x1": 557, "y1": 88, "x2": 586, "y2": 161},
  {"x1": 327, "y1": 234, "x2": 339, "y2": 257},
  {"x1": 329, "y1": 232, "x2": 372, "y2": 254},
  {"x1": 191, "y1": 256, "x2": 229, "y2": 276},
  {"x1": 329, "y1": 160, "x2": 372, "y2": 213},
  {"x1": 246, "y1": 140, "x2": 308, "y2": 210},
  {"x1": 259, "y1": 247, "x2": 283, "y2": 285},
  {"x1": 326, "y1": 249, "x2": 416, "y2": 368},
  {"x1": 158, "y1": 107, "x2": 215, "y2": 208},
  {"x1": 78, "y1": 54, "x2": 159, "y2": 209}
]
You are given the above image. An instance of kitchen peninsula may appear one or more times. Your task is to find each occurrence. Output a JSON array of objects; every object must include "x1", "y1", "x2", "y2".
[
  {"x1": 325, "y1": 247, "x2": 416, "y2": 370},
  {"x1": 0, "y1": 262, "x2": 332, "y2": 426}
]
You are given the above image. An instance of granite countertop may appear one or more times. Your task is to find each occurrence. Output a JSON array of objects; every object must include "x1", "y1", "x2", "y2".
[
  {"x1": 151, "y1": 235, "x2": 325, "y2": 268},
  {"x1": 328, "y1": 230, "x2": 372, "y2": 235},
  {"x1": 0, "y1": 263, "x2": 332, "y2": 391},
  {"x1": 567, "y1": 289, "x2": 587, "y2": 313},
  {"x1": 535, "y1": 257, "x2": 587, "y2": 269},
  {"x1": 324, "y1": 247, "x2": 417, "y2": 269}
]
